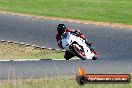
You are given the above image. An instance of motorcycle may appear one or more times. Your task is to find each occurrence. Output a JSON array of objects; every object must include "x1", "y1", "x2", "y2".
[{"x1": 60, "y1": 32, "x2": 98, "y2": 60}]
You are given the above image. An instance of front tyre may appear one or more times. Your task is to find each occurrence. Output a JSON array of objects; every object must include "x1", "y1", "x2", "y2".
[
  {"x1": 90, "y1": 48, "x2": 98, "y2": 60},
  {"x1": 72, "y1": 44, "x2": 87, "y2": 60},
  {"x1": 92, "y1": 55, "x2": 98, "y2": 60}
]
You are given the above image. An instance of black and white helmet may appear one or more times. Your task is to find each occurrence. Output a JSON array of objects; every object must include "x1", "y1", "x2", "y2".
[{"x1": 57, "y1": 24, "x2": 66, "y2": 34}]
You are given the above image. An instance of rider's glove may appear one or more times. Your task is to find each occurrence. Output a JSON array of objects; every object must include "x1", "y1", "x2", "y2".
[
  {"x1": 74, "y1": 29, "x2": 81, "y2": 35},
  {"x1": 75, "y1": 29, "x2": 80, "y2": 33}
]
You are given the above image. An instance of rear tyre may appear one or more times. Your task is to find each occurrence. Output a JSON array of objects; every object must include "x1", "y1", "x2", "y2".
[{"x1": 64, "y1": 50, "x2": 74, "y2": 60}]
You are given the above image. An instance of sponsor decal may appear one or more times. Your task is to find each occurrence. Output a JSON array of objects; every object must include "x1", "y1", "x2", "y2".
[{"x1": 76, "y1": 66, "x2": 131, "y2": 85}]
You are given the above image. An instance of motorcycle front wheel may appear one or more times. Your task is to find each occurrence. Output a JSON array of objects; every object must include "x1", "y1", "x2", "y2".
[{"x1": 72, "y1": 44, "x2": 87, "y2": 60}]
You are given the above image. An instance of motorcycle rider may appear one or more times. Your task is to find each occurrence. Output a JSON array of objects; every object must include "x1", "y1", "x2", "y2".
[{"x1": 56, "y1": 24, "x2": 92, "y2": 60}]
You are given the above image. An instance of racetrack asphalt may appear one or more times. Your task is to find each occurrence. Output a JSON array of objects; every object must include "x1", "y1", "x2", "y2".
[{"x1": 0, "y1": 14, "x2": 132, "y2": 79}]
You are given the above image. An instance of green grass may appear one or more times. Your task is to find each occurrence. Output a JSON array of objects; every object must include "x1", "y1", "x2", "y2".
[
  {"x1": 0, "y1": 42, "x2": 64, "y2": 59},
  {"x1": 0, "y1": 77, "x2": 131, "y2": 88},
  {"x1": 0, "y1": 0, "x2": 132, "y2": 25}
]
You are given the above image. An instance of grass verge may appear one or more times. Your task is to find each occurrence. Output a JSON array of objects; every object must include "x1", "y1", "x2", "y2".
[
  {"x1": 0, "y1": 76, "x2": 131, "y2": 88},
  {"x1": 0, "y1": 42, "x2": 64, "y2": 59},
  {"x1": 0, "y1": 0, "x2": 132, "y2": 25}
]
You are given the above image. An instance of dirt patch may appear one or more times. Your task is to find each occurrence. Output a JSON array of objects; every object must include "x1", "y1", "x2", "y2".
[{"x1": 0, "y1": 11, "x2": 132, "y2": 29}]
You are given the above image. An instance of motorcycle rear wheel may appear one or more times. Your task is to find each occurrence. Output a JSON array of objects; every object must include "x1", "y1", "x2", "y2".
[{"x1": 64, "y1": 50, "x2": 75, "y2": 60}]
